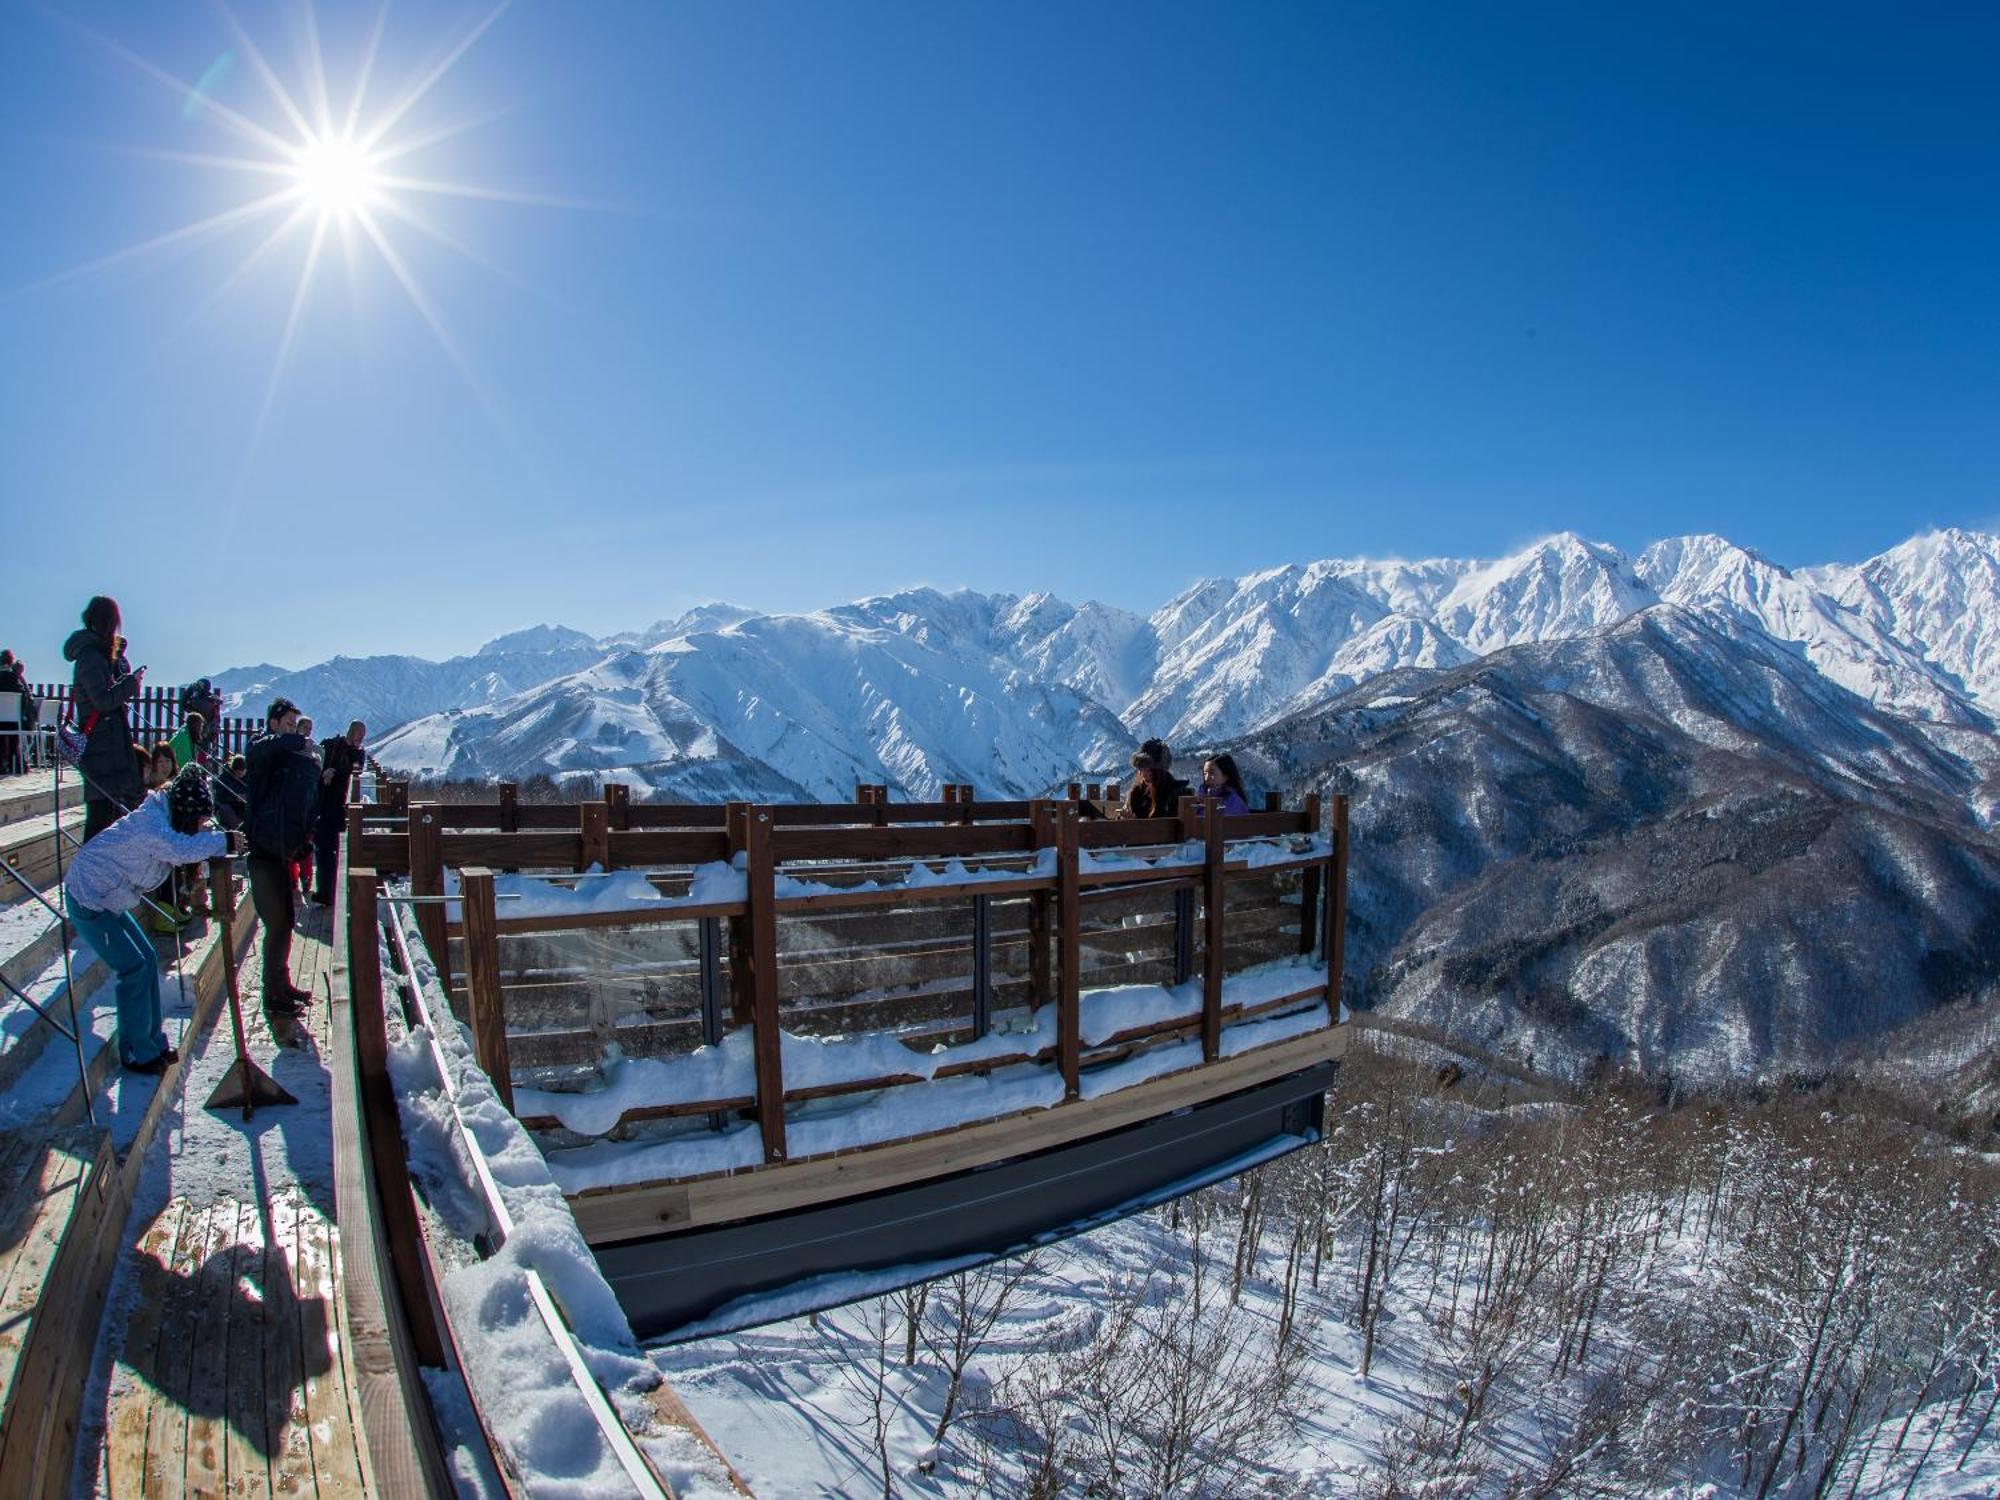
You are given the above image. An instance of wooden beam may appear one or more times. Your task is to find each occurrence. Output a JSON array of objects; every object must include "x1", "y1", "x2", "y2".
[
  {"x1": 725, "y1": 804, "x2": 754, "y2": 1027},
  {"x1": 1028, "y1": 801, "x2": 1054, "y2": 1011},
  {"x1": 1298, "y1": 790, "x2": 1323, "y2": 958},
  {"x1": 604, "y1": 781, "x2": 632, "y2": 831},
  {"x1": 744, "y1": 807, "x2": 787, "y2": 1162},
  {"x1": 408, "y1": 804, "x2": 451, "y2": 995},
  {"x1": 345, "y1": 867, "x2": 446, "y2": 1366},
  {"x1": 458, "y1": 868, "x2": 513, "y2": 1112},
  {"x1": 579, "y1": 801, "x2": 611, "y2": 872},
  {"x1": 1202, "y1": 796, "x2": 1226, "y2": 1062},
  {"x1": 497, "y1": 781, "x2": 518, "y2": 833},
  {"x1": 1328, "y1": 793, "x2": 1350, "y2": 1020},
  {"x1": 1056, "y1": 801, "x2": 1081, "y2": 1100}
]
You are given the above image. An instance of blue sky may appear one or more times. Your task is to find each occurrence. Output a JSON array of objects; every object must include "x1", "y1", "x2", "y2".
[{"x1": 2, "y1": 0, "x2": 1997, "y2": 684}]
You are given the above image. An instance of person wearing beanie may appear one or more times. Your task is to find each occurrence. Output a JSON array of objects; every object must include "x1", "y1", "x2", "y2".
[
  {"x1": 1124, "y1": 738, "x2": 1191, "y2": 820},
  {"x1": 63, "y1": 595, "x2": 146, "y2": 841},
  {"x1": 64, "y1": 769, "x2": 241, "y2": 1073}
]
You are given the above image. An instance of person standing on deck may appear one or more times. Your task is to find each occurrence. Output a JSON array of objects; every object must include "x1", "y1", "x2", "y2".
[
  {"x1": 64, "y1": 596, "x2": 145, "y2": 841},
  {"x1": 169, "y1": 710, "x2": 209, "y2": 770},
  {"x1": 294, "y1": 716, "x2": 318, "y2": 898},
  {"x1": 244, "y1": 697, "x2": 318, "y2": 1017},
  {"x1": 63, "y1": 769, "x2": 240, "y2": 1073},
  {"x1": 0, "y1": 650, "x2": 30, "y2": 775},
  {"x1": 311, "y1": 720, "x2": 368, "y2": 906}
]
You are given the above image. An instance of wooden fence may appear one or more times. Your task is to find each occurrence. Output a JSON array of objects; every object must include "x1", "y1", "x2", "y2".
[
  {"x1": 29, "y1": 682, "x2": 264, "y2": 757},
  {"x1": 351, "y1": 786, "x2": 1349, "y2": 1170}
]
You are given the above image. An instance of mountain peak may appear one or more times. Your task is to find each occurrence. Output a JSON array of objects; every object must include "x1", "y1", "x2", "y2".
[{"x1": 476, "y1": 624, "x2": 599, "y2": 657}]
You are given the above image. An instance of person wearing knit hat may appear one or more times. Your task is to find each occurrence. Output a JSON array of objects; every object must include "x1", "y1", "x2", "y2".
[
  {"x1": 64, "y1": 769, "x2": 243, "y2": 1073},
  {"x1": 1124, "y1": 738, "x2": 1191, "y2": 819}
]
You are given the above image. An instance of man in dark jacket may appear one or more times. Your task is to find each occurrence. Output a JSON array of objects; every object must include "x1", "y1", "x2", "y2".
[
  {"x1": 311, "y1": 720, "x2": 369, "y2": 905},
  {"x1": 64, "y1": 595, "x2": 146, "y2": 840},
  {"x1": 244, "y1": 697, "x2": 319, "y2": 1016}
]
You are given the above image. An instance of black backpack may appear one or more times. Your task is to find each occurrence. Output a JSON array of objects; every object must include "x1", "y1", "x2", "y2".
[{"x1": 246, "y1": 733, "x2": 320, "y2": 860}]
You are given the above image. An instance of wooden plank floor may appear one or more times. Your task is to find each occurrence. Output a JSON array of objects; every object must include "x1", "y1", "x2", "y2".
[
  {"x1": 104, "y1": 916, "x2": 369, "y2": 1498},
  {"x1": 102, "y1": 1187, "x2": 368, "y2": 1498}
]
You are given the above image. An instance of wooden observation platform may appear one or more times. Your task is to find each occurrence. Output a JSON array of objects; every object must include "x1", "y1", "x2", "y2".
[{"x1": 343, "y1": 778, "x2": 1350, "y2": 1339}]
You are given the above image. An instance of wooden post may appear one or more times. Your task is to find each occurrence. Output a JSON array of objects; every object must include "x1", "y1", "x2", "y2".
[
  {"x1": 1028, "y1": 800, "x2": 1055, "y2": 1011},
  {"x1": 743, "y1": 807, "x2": 787, "y2": 1162},
  {"x1": 970, "y1": 893, "x2": 992, "y2": 1041},
  {"x1": 209, "y1": 859, "x2": 239, "y2": 1006},
  {"x1": 344, "y1": 804, "x2": 364, "y2": 867},
  {"x1": 1086, "y1": 783, "x2": 1102, "y2": 802},
  {"x1": 497, "y1": 782, "x2": 519, "y2": 832},
  {"x1": 1202, "y1": 796, "x2": 1226, "y2": 1062},
  {"x1": 1056, "y1": 802, "x2": 1081, "y2": 1101},
  {"x1": 408, "y1": 805, "x2": 451, "y2": 996},
  {"x1": 458, "y1": 868, "x2": 513, "y2": 1112},
  {"x1": 580, "y1": 800, "x2": 611, "y2": 872},
  {"x1": 873, "y1": 784, "x2": 888, "y2": 827},
  {"x1": 1174, "y1": 795, "x2": 1203, "y2": 985},
  {"x1": 383, "y1": 779, "x2": 408, "y2": 815},
  {"x1": 1327, "y1": 794, "x2": 1350, "y2": 1020},
  {"x1": 725, "y1": 803, "x2": 755, "y2": 1026},
  {"x1": 957, "y1": 785, "x2": 974, "y2": 824},
  {"x1": 1265, "y1": 790, "x2": 1282, "y2": 812},
  {"x1": 1066, "y1": 781, "x2": 1083, "y2": 802},
  {"x1": 604, "y1": 781, "x2": 632, "y2": 830},
  {"x1": 1298, "y1": 790, "x2": 1324, "y2": 958},
  {"x1": 1105, "y1": 780, "x2": 1121, "y2": 809},
  {"x1": 346, "y1": 867, "x2": 446, "y2": 1365}
]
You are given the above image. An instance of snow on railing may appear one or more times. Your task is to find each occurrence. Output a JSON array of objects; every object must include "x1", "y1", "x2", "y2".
[{"x1": 351, "y1": 789, "x2": 1351, "y2": 1166}]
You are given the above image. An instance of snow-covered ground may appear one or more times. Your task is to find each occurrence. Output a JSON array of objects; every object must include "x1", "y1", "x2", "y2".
[{"x1": 659, "y1": 1061, "x2": 2000, "y2": 1497}]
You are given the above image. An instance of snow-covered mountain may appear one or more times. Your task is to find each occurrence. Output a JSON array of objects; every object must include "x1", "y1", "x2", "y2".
[
  {"x1": 1237, "y1": 605, "x2": 2000, "y2": 1086},
  {"x1": 213, "y1": 528, "x2": 2000, "y2": 807}
]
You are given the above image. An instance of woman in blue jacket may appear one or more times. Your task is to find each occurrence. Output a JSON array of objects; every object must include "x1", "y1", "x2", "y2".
[{"x1": 64, "y1": 770, "x2": 241, "y2": 1073}]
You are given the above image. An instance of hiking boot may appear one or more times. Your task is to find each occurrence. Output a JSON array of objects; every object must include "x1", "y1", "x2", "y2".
[
  {"x1": 264, "y1": 988, "x2": 308, "y2": 1017},
  {"x1": 124, "y1": 1053, "x2": 170, "y2": 1076}
]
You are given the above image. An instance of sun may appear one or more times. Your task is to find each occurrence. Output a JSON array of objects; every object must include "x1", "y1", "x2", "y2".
[
  {"x1": 291, "y1": 134, "x2": 381, "y2": 221},
  {"x1": 38, "y1": 1, "x2": 591, "y2": 452}
]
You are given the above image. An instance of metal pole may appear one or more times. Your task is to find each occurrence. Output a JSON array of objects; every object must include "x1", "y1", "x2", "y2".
[
  {"x1": 971, "y1": 893, "x2": 992, "y2": 1040},
  {"x1": 47, "y1": 761, "x2": 93, "y2": 1124}
]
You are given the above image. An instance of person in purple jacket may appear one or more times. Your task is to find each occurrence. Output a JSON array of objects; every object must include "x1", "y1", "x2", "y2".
[
  {"x1": 64, "y1": 769, "x2": 242, "y2": 1073},
  {"x1": 1200, "y1": 753, "x2": 1252, "y2": 815}
]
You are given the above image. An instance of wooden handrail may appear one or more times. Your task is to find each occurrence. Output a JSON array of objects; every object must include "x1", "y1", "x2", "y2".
[
  {"x1": 379, "y1": 789, "x2": 1349, "y2": 1170},
  {"x1": 376, "y1": 887, "x2": 690, "y2": 1498}
]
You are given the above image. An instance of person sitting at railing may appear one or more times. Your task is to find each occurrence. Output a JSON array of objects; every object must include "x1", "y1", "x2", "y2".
[
  {"x1": 1125, "y1": 738, "x2": 1191, "y2": 819},
  {"x1": 64, "y1": 595, "x2": 145, "y2": 841},
  {"x1": 1200, "y1": 753, "x2": 1251, "y2": 815},
  {"x1": 63, "y1": 768, "x2": 242, "y2": 1075}
]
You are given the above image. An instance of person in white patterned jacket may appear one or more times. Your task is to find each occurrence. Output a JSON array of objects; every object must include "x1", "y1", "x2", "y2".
[{"x1": 64, "y1": 769, "x2": 244, "y2": 1074}]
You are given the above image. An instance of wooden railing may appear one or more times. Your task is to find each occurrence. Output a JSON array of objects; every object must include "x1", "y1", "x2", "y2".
[
  {"x1": 29, "y1": 682, "x2": 263, "y2": 756},
  {"x1": 352, "y1": 787, "x2": 1349, "y2": 1170}
]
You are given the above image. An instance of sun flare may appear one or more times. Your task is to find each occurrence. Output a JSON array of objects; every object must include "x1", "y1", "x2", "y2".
[
  {"x1": 46, "y1": 2, "x2": 576, "y2": 453},
  {"x1": 291, "y1": 134, "x2": 381, "y2": 220}
]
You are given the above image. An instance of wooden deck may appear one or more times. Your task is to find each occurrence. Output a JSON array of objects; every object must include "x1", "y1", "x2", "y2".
[
  {"x1": 99, "y1": 916, "x2": 372, "y2": 1499},
  {"x1": 102, "y1": 1189, "x2": 366, "y2": 1498}
]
